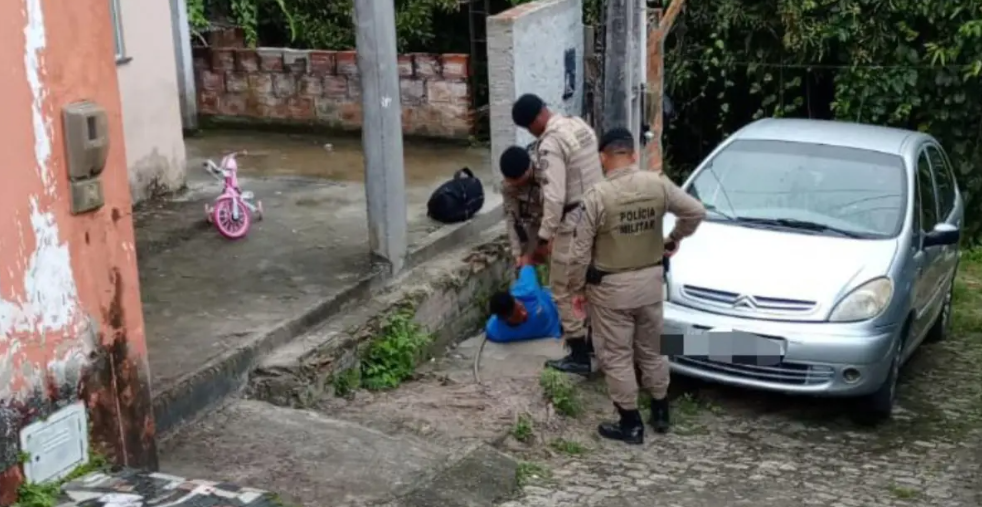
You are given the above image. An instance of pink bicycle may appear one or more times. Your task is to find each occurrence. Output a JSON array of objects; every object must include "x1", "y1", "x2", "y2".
[{"x1": 203, "y1": 151, "x2": 263, "y2": 239}]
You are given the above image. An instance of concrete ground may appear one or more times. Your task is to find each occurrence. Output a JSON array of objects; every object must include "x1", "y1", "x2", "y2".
[{"x1": 135, "y1": 130, "x2": 498, "y2": 432}]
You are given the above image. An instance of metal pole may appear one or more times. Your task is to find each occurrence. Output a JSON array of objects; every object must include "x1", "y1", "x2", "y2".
[
  {"x1": 602, "y1": 0, "x2": 632, "y2": 134},
  {"x1": 169, "y1": 0, "x2": 198, "y2": 130},
  {"x1": 354, "y1": 0, "x2": 408, "y2": 273}
]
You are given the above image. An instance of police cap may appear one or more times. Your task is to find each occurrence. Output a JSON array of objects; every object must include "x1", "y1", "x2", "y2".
[
  {"x1": 598, "y1": 127, "x2": 635, "y2": 153},
  {"x1": 511, "y1": 94, "x2": 545, "y2": 128}
]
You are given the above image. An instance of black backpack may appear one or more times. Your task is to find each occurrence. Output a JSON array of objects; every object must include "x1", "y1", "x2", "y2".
[{"x1": 426, "y1": 167, "x2": 485, "y2": 224}]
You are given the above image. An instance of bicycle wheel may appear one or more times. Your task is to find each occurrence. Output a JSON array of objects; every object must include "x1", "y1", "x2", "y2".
[{"x1": 212, "y1": 197, "x2": 251, "y2": 239}]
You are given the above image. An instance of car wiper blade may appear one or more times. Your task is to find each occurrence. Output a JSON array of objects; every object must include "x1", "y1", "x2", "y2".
[
  {"x1": 735, "y1": 217, "x2": 866, "y2": 238},
  {"x1": 703, "y1": 203, "x2": 735, "y2": 220}
]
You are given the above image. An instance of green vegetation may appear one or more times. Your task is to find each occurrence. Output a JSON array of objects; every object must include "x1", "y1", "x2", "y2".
[
  {"x1": 539, "y1": 369, "x2": 582, "y2": 417},
  {"x1": 662, "y1": 0, "x2": 982, "y2": 242},
  {"x1": 187, "y1": 0, "x2": 463, "y2": 51},
  {"x1": 512, "y1": 413, "x2": 535, "y2": 443},
  {"x1": 515, "y1": 461, "x2": 551, "y2": 488},
  {"x1": 549, "y1": 438, "x2": 588, "y2": 455},
  {"x1": 887, "y1": 484, "x2": 921, "y2": 500},
  {"x1": 359, "y1": 310, "x2": 433, "y2": 391},
  {"x1": 331, "y1": 367, "x2": 361, "y2": 398},
  {"x1": 15, "y1": 454, "x2": 109, "y2": 507}
]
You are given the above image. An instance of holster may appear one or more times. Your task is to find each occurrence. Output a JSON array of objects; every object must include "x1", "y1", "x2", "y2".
[{"x1": 585, "y1": 265, "x2": 608, "y2": 285}]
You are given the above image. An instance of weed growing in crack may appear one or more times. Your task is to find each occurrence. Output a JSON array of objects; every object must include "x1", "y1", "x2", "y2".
[
  {"x1": 331, "y1": 367, "x2": 361, "y2": 398},
  {"x1": 360, "y1": 310, "x2": 432, "y2": 391},
  {"x1": 887, "y1": 484, "x2": 920, "y2": 500},
  {"x1": 16, "y1": 454, "x2": 110, "y2": 507},
  {"x1": 549, "y1": 438, "x2": 587, "y2": 455},
  {"x1": 540, "y1": 369, "x2": 582, "y2": 417},
  {"x1": 515, "y1": 461, "x2": 551, "y2": 487},
  {"x1": 512, "y1": 413, "x2": 534, "y2": 442}
]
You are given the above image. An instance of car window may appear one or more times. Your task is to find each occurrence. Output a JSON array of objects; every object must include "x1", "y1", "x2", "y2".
[
  {"x1": 686, "y1": 140, "x2": 907, "y2": 238},
  {"x1": 917, "y1": 150, "x2": 938, "y2": 230},
  {"x1": 925, "y1": 145, "x2": 955, "y2": 219}
]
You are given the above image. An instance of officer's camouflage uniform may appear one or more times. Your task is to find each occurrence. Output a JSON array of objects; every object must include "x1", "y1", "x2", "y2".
[
  {"x1": 503, "y1": 142, "x2": 543, "y2": 259},
  {"x1": 569, "y1": 164, "x2": 705, "y2": 410},
  {"x1": 534, "y1": 115, "x2": 604, "y2": 343}
]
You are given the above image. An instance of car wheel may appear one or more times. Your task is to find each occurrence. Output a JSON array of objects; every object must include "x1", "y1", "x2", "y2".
[
  {"x1": 852, "y1": 327, "x2": 906, "y2": 426},
  {"x1": 925, "y1": 272, "x2": 957, "y2": 343}
]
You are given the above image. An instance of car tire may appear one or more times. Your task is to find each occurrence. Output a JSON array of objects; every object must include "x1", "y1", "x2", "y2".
[
  {"x1": 925, "y1": 271, "x2": 957, "y2": 343},
  {"x1": 852, "y1": 326, "x2": 907, "y2": 426}
]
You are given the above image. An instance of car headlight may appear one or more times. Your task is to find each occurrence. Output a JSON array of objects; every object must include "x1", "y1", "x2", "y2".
[{"x1": 828, "y1": 277, "x2": 894, "y2": 322}]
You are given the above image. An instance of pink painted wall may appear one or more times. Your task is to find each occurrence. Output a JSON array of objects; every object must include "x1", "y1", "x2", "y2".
[{"x1": 0, "y1": 0, "x2": 156, "y2": 501}]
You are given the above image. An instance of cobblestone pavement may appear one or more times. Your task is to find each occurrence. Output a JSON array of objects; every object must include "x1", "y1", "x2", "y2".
[{"x1": 494, "y1": 263, "x2": 982, "y2": 507}]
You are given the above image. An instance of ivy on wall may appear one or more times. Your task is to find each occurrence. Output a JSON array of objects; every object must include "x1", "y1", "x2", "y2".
[{"x1": 663, "y1": 0, "x2": 982, "y2": 241}]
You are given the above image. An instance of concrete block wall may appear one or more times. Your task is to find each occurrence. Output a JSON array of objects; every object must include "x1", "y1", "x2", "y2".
[
  {"x1": 193, "y1": 47, "x2": 474, "y2": 139},
  {"x1": 487, "y1": 0, "x2": 585, "y2": 179}
]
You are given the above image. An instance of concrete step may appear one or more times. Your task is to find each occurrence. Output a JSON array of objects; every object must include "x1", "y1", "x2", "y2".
[
  {"x1": 158, "y1": 400, "x2": 519, "y2": 507},
  {"x1": 246, "y1": 224, "x2": 511, "y2": 409}
]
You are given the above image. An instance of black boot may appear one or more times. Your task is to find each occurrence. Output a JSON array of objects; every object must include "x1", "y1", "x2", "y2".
[
  {"x1": 544, "y1": 337, "x2": 591, "y2": 375},
  {"x1": 598, "y1": 404, "x2": 644, "y2": 444},
  {"x1": 650, "y1": 397, "x2": 671, "y2": 433}
]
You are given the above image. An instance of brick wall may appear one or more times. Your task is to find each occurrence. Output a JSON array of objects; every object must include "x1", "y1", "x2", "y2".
[{"x1": 192, "y1": 47, "x2": 473, "y2": 139}]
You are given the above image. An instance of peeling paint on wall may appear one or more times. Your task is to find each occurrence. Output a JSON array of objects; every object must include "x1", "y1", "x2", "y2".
[
  {"x1": 0, "y1": 0, "x2": 89, "y2": 403},
  {"x1": 23, "y1": 0, "x2": 54, "y2": 194}
]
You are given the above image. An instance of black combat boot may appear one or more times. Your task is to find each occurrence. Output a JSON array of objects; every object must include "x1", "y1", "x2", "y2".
[
  {"x1": 650, "y1": 396, "x2": 671, "y2": 433},
  {"x1": 544, "y1": 337, "x2": 591, "y2": 375},
  {"x1": 598, "y1": 404, "x2": 644, "y2": 444}
]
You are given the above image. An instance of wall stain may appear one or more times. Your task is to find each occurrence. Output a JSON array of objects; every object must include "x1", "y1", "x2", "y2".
[{"x1": 0, "y1": 268, "x2": 157, "y2": 503}]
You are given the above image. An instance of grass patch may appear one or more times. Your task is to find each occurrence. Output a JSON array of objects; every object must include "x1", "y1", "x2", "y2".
[
  {"x1": 512, "y1": 413, "x2": 534, "y2": 443},
  {"x1": 539, "y1": 369, "x2": 582, "y2": 417},
  {"x1": 515, "y1": 462, "x2": 551, "y2": 487},
  {"x1": 951, "y1": 248, "x2": 982, "y2": 336},
  {"x1": 549, "y1": 438, "x2": 588, "y2": 455},
  {"x1": 887, "y1": 484, "x2": 920, "y2": 500},
  {"x1": 358, "y1": 309, "x2": 433, "y2": 391},
  {"x1": 16, "y1": 454, "x2": 109, "y2": 507}
]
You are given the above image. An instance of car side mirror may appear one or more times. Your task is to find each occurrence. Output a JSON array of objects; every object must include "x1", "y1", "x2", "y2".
[{"x1": 923, "y1": 223, "x2": 960, "y2": 248}]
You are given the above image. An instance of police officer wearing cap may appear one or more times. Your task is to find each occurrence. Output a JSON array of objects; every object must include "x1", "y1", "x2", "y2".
[
  {"x1": 511, "y1": 93, "x2": 604, "y2": 375},
  {"x1": 568, "y1": 127, "x2": 706, "y2": 444}
]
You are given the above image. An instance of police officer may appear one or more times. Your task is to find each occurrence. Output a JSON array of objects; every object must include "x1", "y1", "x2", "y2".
[
  {"x1": 499, "y1": 145, "x2": 542, "y2": 266},
  {"x1": 569, "y1": 127, "x2": 705, "y2": 444},
  {"x1": 511, "y1": 93, "x2": 604, "y2": 375}
]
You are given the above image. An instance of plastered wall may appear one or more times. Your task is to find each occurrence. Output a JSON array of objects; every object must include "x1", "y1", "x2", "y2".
[{"x1": 487, "y1": 0, "x2": 585, "y2": 181}]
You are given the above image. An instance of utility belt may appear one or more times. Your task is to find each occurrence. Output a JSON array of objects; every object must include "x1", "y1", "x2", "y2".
[
  {"x1": 562, "y1": 202, "x2": 580, "y2": 219},
  {"x1": 513, "y1": 202, "x2": 580, "y2": 246},
  {"x1": 586, "y1": 259, "x2": 664, "y2": 285}
]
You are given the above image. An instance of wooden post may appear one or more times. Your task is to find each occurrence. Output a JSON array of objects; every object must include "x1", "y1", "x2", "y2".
[{"x1": 644, "y1": 0, "x2": 686, "y2": 173}]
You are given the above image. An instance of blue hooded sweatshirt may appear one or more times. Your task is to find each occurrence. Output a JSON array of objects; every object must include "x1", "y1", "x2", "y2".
[{"x1": 485, "y1": 266, "x2": 561, "y2": 343}]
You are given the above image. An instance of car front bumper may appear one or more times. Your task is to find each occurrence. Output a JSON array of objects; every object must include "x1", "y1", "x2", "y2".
[{"x1": 663, "y1": 301, "x2": 902, "y2": 397}]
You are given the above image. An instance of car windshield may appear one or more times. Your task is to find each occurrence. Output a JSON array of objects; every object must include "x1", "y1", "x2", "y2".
[{"x1": 686, "y1": 139, "x2": 907, "y2": 239}]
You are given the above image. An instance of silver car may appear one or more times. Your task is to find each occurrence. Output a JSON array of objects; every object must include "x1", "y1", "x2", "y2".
[{"x1": 663, "y1": 118, "x2": 963, "y2": 423}]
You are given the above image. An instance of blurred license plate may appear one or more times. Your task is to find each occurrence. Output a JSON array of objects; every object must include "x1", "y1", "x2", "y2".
[{"x1": 685, "y1": 326, "x2": 785, "y2": 365}]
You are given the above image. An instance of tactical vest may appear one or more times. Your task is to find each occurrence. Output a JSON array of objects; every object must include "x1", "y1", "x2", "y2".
[{"x1": 593, "y1": 170, "x2": 666, "y2": 273}]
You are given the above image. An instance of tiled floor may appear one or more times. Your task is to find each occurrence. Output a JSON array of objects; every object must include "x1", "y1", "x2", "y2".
[{"x1": 60, "y1": 469, "x2": 277, "y2": 507}]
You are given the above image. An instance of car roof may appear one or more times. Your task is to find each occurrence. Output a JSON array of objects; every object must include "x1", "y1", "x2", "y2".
[{"x1": 732, "y1": 118, "x2": 932, "y2": 156}]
